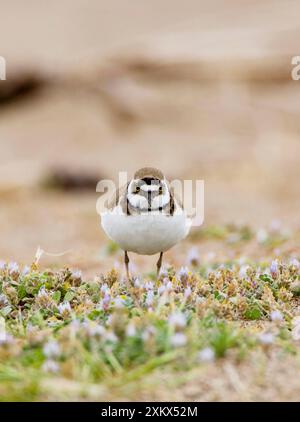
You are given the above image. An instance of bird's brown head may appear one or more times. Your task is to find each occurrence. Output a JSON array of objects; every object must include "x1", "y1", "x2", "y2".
[{"x1": 128, "y1": 167, "x2": 170, "y2": 211}]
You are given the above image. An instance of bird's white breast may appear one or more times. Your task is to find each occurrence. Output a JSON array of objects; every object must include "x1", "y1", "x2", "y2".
[{"x1": 101, "y1": 207, "x2": 192, "y2": 255}]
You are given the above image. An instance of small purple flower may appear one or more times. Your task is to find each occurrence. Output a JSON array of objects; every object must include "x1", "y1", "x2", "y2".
[
  {"x1": 166, "y1": 281, "x2": 173, "y2": 291},
  {"x1": 126, "y1": 323, "x2": 136, "y2": 337},
  {"x1": 239, "y1": 265, "x2": 249, "y2": 278},
  {"x1": 163, "y1": 277, "x2": 170, "y2": 285},
  {"x1": 290, "y1": 258, "x2": 300, "y2": 269},
  {"x1": 184, "y1": 286, "x2": 192, "y2": 298},
  {"x1": 0, "y1": 333, "x2": 15, "y2": 346},
  {"x1": 0, "y1": 294, "x2": 8, "y2": 308},
  {"x1": 159, "y1": 267, "x2": 169, "y2": 279},
  {"x1": 237, "y1": 257, "x2": 246, "y2": 265},
  {"x1": 270, "y1": 260, "x2": 278, "y2": 278},
  {"x1": 134, "y1": 277, "x2": 141, "y2": 288},
  {"x1": 177, "y1": 266, "x2": 189, "y2": 283},
  {"x1": 158, "y1": 285, "x2": 166, "y2": 295},
  {"x1": 206, "y1": 268, "x2": 213, "y2": 277},
  {"x1": 170, "y1": 333, "x2": 187, "y2": 347},
  {"x1": 168, "y1": 312, "x2": 186, "y2": 329},
  {"x1": 187, "y1": 247, "x2": 199, "y2": 266},
  {"x1": 128, "y1": 262, "x2": 137, "y2": 274},
  {"x1": 71, "y1": 270, "x2": 82, "y2": 281},
  {"x1": 69, "y1": 319, "x2": 81, "y2": 334},
  {"x1": 198, "y1": 347, "x2": 215, "y2": 363},
  {"x1": 42, "y1": 360, "x2": 60, "y2": 373},
  {"x1": 43, "y1": 341, "x2": 60, "y2": 358},
  {"x1": 22, "y1": 266, "x2": 30, "y2": 276},
  {"x1": 114, "y1": 296, "x2": 125, "y2": 309},
  {"x1": 251, "y1": 280, "x2": 258, "y2": 288},
  {"x1": 37, "y1": 287, "x2": 48, "y2": 299},
  {"x1": 101, "y1": 293, "x2": 111, "y2": 310},
  {"x1": 0, "y1": 261, "x2": 6, "y2": 271},
  {"x1": 101, "y1": 283, "x2": 109, "y2": 295},
  {"x1": 144, "y1": 281, "x2": 154, "y2": 291},
  {"x1": 8, "y1": 262, "x2": 19, "y2": 275},
  {"x1": 145, "y1": 290, "x2": 154, "y2": 307},
  {"x1": 258, "y1": 332, "x2": 274, "y2": 345},
  {"x1": 270, "y1": 310, "x2": 283, "y2": 322},
  {"x1": 106, "y1": 315, "x2": 112, "y2": 326},
  {"x1": 58, "y1": 302, "x2": 71, "y2": 317}
]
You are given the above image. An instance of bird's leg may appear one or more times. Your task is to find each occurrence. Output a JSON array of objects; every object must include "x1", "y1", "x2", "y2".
[
  {"x1": 124, "y1": 251, "x2": 130, "y2": 282},
  {"x1": 156, "y1": 252, "x2": 163, "y2": 278}
]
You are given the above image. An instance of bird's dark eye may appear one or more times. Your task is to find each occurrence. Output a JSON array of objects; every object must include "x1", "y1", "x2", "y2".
[
  {"x1": 135, "y1": 186, "x2": 140, "y2": 193},
  {"x1": 159, "y1": 186, "x2": 163, "y2": 194}
]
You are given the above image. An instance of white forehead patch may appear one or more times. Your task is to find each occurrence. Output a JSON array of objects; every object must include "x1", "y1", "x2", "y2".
[{"x1": 140, "y1": 184, "x2": 159, "y2": 192}]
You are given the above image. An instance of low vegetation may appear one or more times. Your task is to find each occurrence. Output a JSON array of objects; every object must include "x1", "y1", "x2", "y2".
[{"x1": 0, "y1": 224, "x2": 299, "y2": 400}]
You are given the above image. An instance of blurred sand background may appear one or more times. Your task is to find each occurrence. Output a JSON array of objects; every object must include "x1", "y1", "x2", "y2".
[{"x1": 0, "y1": 0, "x2": 300, "y2": 273}]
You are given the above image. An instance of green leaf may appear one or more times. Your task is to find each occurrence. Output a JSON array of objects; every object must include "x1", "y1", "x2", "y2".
[
  {"x1": 0, "y1": 306, "x2": 12, "y2": 317},
  {"x1": 52, "y1": 290, "x2": 61, "y2": 303},
  {"x1": 64, "y1": 290, "x2": 75, "y2": 302},
  {"x1": 88, "y1": 309, "x2": 102, "y2": 320},
  {"x1": 18, "y1": 285, "x2": 27, "y2": 300},
  {"x1": 244, "y1": 306, "x2": 262, "y2": 320},
  {"x1": 259, "y1": 274, "x2": 273, "y2": 283},
  {"x1": 214, "y1": 291, "x2": 224, "y2": 300}
]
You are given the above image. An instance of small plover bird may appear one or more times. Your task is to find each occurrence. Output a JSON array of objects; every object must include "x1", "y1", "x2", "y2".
[{"x1": 101, "y1": 167, "x2": 192, "y2": 280}]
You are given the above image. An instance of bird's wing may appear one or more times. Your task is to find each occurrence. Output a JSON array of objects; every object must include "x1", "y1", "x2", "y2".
[
  {"x1": 169, "y1": 186, "x2": 184, "y2": 211},
  {"x1": 105, "y1": 182, "x2": 129, "y2": 212}
]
